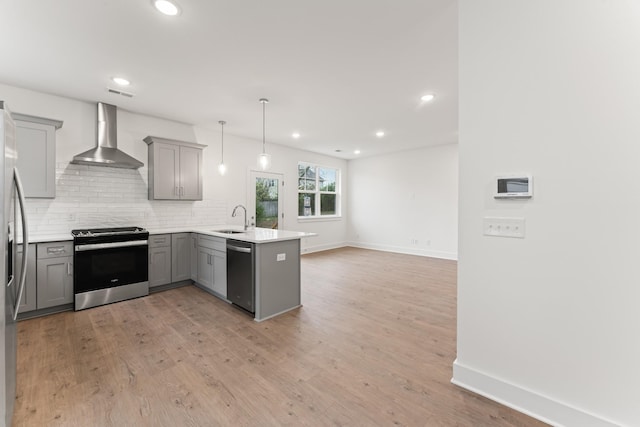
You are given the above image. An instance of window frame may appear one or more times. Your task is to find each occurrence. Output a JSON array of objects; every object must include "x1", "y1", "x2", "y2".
[{"x1": 297, "y1": 162, "x2": 341, "y2": 220}]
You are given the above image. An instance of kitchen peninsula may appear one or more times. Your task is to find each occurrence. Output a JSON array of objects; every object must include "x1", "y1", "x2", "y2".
[{"x1": 149, "y1": 226, "x2": 316, "y2": 322}]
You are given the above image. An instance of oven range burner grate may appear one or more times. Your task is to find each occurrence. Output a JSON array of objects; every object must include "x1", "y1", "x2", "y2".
[{"x1": 71, "y1": 226, "x2": 147, "y2": 238}]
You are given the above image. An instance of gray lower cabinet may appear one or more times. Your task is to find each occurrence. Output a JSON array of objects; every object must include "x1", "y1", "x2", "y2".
[
  {"x1": 197, "y1": 246, "x2": 215, "y2": 291},
  {"x1": 190, "y1": 234, "x2": 198, "y2": 281},
  {"x1": 13, "y1": 113, "x2": 62, "y2": 198},
  {"x1": 212, "y1": 250, "x2": 227, "y2": 297},
  {"x1": 149, "y1": 234, "x2": 172, "y2": 288},
  {"x1": 36, "y1": 242, "x2": 73, "y2": 310},
  {"x1": 16, "y1": 243, "x2": 37, "y2": 313},
  {"x1": 196, "y1": 235, "x2": 227, "y2": 298},
  {"x1": 171, "y1": 233, "x2": 191, "y2": 282}
]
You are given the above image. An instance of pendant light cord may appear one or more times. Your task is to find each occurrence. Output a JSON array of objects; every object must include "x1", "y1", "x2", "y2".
[
  {"x1": 218, "y1": 120, "x2": 226, "y2": 163},
  {"x1": 260, "y1": 98, "x2": 269, "y2": 154}
]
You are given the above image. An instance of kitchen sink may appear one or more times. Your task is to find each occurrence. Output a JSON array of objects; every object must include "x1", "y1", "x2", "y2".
[{"x1": 215, "y1": 229, "x2": 245, "y2": 234}]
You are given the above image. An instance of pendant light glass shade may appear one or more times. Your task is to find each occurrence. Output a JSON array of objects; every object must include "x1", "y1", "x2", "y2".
[
  {"x1": 257, "y1": 98, "x2": 271, "y2": 171},
  {"x1": 218, "y1": 120, "x2": 227, "y2": 176},
  {"x1": 258, "y1": 152, "x2": 271, "y2": 170}
]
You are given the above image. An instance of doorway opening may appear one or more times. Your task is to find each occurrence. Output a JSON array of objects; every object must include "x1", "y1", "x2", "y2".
[{"x1": 249, "y1": 171, "x2": 283, "y2": 230}]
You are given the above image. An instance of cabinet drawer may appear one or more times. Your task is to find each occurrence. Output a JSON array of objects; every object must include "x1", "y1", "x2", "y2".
[
  {"x1": 149, "y1": 234, "x2": 171, "y2": 248},
  {"x1": 198, "y1": 235, "x2": 226, "y2": 251},
  {"x1": 37, "y1": 242, "x2": 73, "y2": 259}
]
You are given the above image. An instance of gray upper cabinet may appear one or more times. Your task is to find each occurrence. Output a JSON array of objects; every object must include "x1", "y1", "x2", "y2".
[
  {"x1": 13, "y1": 113, "x2": 63, "y2": 198},
  {"x1": 171, "y1": 233, "x2": 191, "y2": 282},
  {"x1": 144, "y1": 136, "x2": 206, "y2": 200},
  {"x1": 179, "y1": 146, "x2": 203, "y2": 200},
  {"x1": 148, "y1": 142, "x2": 179, "y2": 200}
]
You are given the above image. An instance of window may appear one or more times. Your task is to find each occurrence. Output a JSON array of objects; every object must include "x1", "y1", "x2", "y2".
[{"x1": 298, "y1": 163, "x2": 340, "y2": 218}]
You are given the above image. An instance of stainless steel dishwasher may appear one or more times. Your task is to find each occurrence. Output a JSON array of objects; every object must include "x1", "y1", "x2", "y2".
[{"x1": 226, "y1": 240, "x2": 255, "y2": 314}]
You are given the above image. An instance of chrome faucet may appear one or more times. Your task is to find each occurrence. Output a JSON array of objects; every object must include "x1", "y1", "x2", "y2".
[{"x1": 232, "y1": 204, "x2": 248, "y2": 230}]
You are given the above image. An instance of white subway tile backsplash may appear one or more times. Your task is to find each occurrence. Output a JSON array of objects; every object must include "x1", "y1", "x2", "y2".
[{"x1": 26, "y1": 163, "x2": 227, "y2": 236}]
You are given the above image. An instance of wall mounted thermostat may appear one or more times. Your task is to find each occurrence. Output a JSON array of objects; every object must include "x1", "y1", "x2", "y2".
[{"x1": 494, "y1": 175, "x2": 532, "y2": 199}]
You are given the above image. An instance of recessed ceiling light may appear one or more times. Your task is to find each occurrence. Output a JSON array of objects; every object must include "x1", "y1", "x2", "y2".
[
  {"x1": 375, "y1": 131, "x2": 385, "y2": 138},
  {"x1": 354, "y1": 150, "x2": 361, "y2": 154},
  {"x1": 421, "y1": 93, "x2": 435, "y2": 102},
  {"x1": 112, "y1": 77, "x2": 130, "y2": 86},
  {"x1": 153, "y1": 0, "x2": 180, "y2": 16},
  {"x1": 292, "y1": 132, "x2": 301, "y2": 139}
]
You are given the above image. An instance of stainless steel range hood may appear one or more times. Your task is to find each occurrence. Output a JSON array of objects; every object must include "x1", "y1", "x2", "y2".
[{"x1": 71, "y1": 102, "x2": 143, "y2": 169}]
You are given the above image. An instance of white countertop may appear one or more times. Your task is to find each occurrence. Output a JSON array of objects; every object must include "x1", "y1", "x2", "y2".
[
  {"x1": 149, "y1": 225, "x2": 317, "y2": 244},
  {"x1": 28, "y1": 233, "x2": 73, "y2": 243},
  {"x1": 27, "y1": 226, "x2": 316, "y2": 244}
]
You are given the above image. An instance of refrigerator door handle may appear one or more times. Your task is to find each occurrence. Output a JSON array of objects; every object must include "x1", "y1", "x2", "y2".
[{"x1": 12, "y1": 168, "x2": 29, "y2": 321}]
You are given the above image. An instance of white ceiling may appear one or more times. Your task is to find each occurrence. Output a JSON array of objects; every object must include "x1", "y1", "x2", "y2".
[{"x1": 0, "y1": 0, "x2": 458, "y2": 159}]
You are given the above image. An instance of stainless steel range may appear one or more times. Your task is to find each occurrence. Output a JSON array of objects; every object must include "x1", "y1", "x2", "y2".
[{"x1": 72, "y1": 226, "x2": 149, "y2": 310}]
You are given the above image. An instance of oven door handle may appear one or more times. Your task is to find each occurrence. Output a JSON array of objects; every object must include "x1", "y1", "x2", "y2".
[{"x1": 75, "y1": 240, "x2": 149, "y2": 251}]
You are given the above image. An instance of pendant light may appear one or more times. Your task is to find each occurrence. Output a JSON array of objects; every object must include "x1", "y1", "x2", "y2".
[
  {"x1": 257, "y1": 98, "x2": 271, "y2": 171},
  {"x1": 218, "y1": 120, "x2": 227, "y2": 175}
]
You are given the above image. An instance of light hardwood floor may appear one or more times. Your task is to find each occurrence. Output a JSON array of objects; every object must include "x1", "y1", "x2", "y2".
[{"x1": 13, "y1": 247, "x2": 547, "y2": 426}]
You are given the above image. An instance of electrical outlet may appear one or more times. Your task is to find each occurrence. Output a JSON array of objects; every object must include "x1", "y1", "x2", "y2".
[
  {"x1": 483, "y1": 217, "x2": 525, "y2": 238},
  {"x1": 277, "y1": 253, "x2": 286, "y2": 261}
]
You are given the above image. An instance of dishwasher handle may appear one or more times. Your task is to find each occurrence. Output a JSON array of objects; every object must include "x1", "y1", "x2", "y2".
[{"x1": 227, "y1": 244, "x2": 252, "y2": 254}]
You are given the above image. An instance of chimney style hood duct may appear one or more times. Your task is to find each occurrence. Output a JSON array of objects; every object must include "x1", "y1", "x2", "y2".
[{"x1": 71, "y1": 102, "x2": 143, "y2": 169}]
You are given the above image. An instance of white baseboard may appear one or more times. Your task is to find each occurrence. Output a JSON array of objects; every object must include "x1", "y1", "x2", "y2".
[
  {"x1": 300, "y1": 240, "x2": 458, "y2": 260},
  {"x1": 301, "y1": 241, "x2": 348, "y2": 254},
  {"x1": 452, "y1": 360, "x2": 622, "y2": 427},
  {"x1": 347, "y1": 241, "x2": 458, "y2": 260}
]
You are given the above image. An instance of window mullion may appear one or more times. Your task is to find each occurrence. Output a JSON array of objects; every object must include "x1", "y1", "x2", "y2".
[{"x1": 315, "y1": 171, "x2": 320, "y2": 216}]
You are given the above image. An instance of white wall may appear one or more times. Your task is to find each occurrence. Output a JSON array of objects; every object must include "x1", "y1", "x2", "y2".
[
  {"x1": 0, "y1": 83, "x2": 347, "y2": 250},
  {"x1": 455, "y1": 2, "x2": 640, "y2": 426},
  {"x1": 193, "y1": 126, "x2": 348, "y2": 253},
  {"x1": 347, "y1": 144, "x2": 458, "y2": 259}
]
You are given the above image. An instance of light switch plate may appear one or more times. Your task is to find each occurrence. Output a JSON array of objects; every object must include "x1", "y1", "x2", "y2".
[{"x1": 483, "y1": 217, "x2": 525, "y2": 238}]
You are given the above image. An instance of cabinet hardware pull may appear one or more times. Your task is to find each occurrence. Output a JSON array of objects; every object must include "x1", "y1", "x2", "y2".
[{"x1": 67, "y1": 262, "x2": 73, "y2": 276}]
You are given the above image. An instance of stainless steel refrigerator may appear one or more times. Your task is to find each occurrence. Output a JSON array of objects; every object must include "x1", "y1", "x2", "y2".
[{"x1": 0, "y1": 101, "x2": 29, "y2": 427}]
